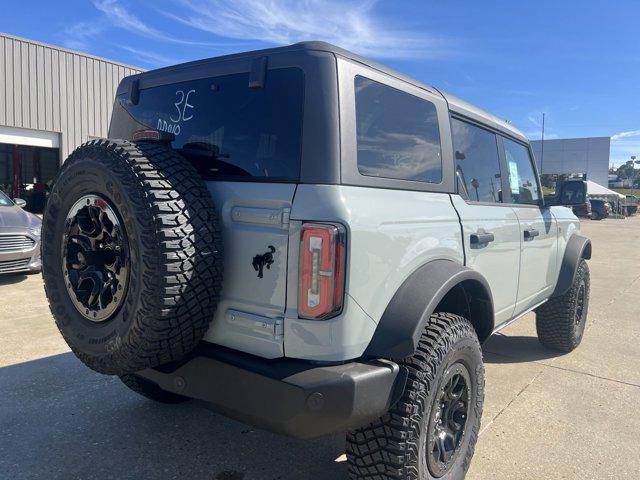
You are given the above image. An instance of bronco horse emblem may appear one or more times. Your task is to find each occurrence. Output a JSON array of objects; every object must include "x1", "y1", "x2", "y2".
[{"x1": 252, "y1": 246, "x2": 276, "y2": 278}]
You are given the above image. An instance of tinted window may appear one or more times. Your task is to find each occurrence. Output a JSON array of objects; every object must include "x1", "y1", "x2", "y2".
[
  {"x1": 503, "y1": 138, "x2": 541, "y2": 205},
  {"x1": 451, "y1": 118, "x2": 503, "y2": 203},
  {"x1": 559, "y1": 181, "x2": 586, "y2": 205},
  {"x1": 355, "y1": 76, "x2": 442, "y2": 183},
  {"x1": 110, "y1": 68, "x2": 304, "y2": 181}
]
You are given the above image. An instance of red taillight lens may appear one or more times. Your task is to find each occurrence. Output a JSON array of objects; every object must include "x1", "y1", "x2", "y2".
[
  {"x1": 132, "y1": 129, "x2": 161, "y2": 141},
  {"x1": 298, "y1": 223, "x2": 346, "y2": 320}
]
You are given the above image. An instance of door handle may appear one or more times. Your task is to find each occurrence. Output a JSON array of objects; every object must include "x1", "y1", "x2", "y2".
[
  {"x1": 524, "y1": 228, "x2": 540, "y2": 240},
  {"x1": 470, "y1": 232, "x2": 495, "y2": 246}
]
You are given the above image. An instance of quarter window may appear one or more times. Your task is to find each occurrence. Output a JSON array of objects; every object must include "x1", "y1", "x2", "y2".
[
  {"x1": 451, "y1": 118, "x2": 503, "y2": 203},
  {"x1": 502, "y1": 138, "x2": 541, "y2": 205},
  {"x1": 354, "y1": 76, "x2": 442, "y2": 184}
]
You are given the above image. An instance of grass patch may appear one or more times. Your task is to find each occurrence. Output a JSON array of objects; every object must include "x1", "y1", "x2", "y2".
[{"x1": 613, "y1": 188, "x2": 640, "y2": 196}]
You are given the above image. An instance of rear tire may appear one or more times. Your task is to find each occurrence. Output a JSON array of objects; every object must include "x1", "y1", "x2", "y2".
[
  {"x1": 42, "y1": 139, "x2": 223, "y2": 375},
  {"x1": 346, "y1": 313, "x2": 484, "y2": 480},
  {"x1": 119, "y1": 374, "x2": 190, "y2": 404},
  {"x1": 536, "y1": 259, "x2": 590, "y2": 352}
]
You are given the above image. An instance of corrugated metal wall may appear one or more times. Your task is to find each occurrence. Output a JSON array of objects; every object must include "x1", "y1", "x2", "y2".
[{"x1": 0, "y1": 33, "x2": 143, "y2": 159}]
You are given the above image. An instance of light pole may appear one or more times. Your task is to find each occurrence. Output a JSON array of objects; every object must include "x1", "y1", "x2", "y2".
[{"x1": 540, "y1": 113, "x2": 545, "y2": 185}]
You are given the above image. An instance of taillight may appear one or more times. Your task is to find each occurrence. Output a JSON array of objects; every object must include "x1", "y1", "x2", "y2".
[{"x1": 298, "y1": 223, "x2": 346, "y2": 320}]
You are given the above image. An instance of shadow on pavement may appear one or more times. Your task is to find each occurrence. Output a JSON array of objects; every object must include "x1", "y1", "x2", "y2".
[
  {"x1": 0, "y1": 352, "x2": 346, "y2": 480},
  {"x1": 482, "y1": 333, "x2": 563, "y2": 364},
  {"x1": 0, "y1": 273, "x2": 28, "y2": 286}
]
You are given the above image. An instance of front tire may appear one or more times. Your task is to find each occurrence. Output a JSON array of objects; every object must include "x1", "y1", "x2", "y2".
[
  {"x1": 346, "y1": 313, "x2": 484, "y2": 480},
  {"x1": 536, "y1": 259, "x2": 590, "y2": 352}
]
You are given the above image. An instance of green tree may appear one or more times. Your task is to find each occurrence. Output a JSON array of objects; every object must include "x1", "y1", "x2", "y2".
[{"x1": 616, "y1": 162, "x2": 635, "y2": 179}]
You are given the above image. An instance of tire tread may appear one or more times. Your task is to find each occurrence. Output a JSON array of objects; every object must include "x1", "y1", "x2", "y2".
[{"x1": 346, "y1": 313, "x2": 484, "y2": 480}]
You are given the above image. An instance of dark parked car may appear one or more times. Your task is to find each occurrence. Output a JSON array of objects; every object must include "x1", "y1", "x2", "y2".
[
  {"x1": 573, "y1": 198, "x2": 592, "y2": 218},
  {"x1": 0, "y1": 190, "x2": 42, "y2": 274},
  {"x1": 589, "y1": 199, "x2": 610, "y2": 220}
]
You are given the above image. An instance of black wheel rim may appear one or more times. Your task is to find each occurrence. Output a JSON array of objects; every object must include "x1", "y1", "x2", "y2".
[
  {"x1": 62, "y1": 194, "x2": 130, "y2": 322},
  {"x1": 575, "y1": 280, "x2": 586, "y2": 326},
  {"x1": 426, "y1": 362, "x2": 471, "y2": 478}
]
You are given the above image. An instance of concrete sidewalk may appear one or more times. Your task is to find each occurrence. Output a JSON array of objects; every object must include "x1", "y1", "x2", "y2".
[{"x1": 0, "y1": 216, "x2": 638, "y2": 480}]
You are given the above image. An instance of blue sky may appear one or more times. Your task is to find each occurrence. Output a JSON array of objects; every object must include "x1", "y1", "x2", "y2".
[{"x1": 2, "y1": 0, "x2": 639, "y2": 166}]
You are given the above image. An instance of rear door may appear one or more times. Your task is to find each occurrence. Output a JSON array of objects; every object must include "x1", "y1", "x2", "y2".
[
  {"x1": 109, "y1": 66, "x2": 305, "y2": 358},
  {"x1": 449, "y1": 117, "x2": 521, "y2": 325},
  {"x1": 501, "y1": 136, "x2": 558, "y2": 314}
]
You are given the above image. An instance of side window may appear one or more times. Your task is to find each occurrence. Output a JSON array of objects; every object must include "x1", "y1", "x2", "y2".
[
  {"x1": 354, "y1": 76, "x2": 442, "y2": 183},
  {"x1": 451, "y1": 118, "x2": 503, "y2": 203},
  {"x1": 502, "y1": 138, "x2": 541, "y2": 205}
]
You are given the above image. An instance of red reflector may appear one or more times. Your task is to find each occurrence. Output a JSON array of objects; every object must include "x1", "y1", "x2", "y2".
[
  {"x1": 133, "y1": 129, "x2": 161, "y2": 141},
  {"x1": 298, "y1": 223, "x2": 346, "y2": 320}
]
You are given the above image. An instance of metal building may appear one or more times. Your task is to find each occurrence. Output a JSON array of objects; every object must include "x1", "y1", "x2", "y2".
[
  {"x1": 0, "y1": 32, "x2": 142, "y2": 210},
  {"x1": 530, "y1": 137, "x2": 611, "y2": 187}
]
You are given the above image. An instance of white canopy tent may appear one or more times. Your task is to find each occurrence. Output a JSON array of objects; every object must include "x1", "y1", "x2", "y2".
[{"x1": 586, "y1": 180, "x2": 625, "y2": 199}]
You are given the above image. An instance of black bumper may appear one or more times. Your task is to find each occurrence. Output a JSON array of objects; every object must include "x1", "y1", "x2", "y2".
[{"x1": 137, "y1": 345, "x2": 402, "y2": 439}]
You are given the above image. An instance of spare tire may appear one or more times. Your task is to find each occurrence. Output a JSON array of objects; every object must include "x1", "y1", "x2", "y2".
[{"x1": 42, "y1": 139, "x2": 223, "y2": 375}]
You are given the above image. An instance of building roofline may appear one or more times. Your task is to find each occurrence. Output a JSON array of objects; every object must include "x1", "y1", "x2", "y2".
[
  {"x1": 530, "y1": 136, "x2": 611, "y2": 143},
  {"x1": 0, "y1": 32, "x2": 143, "y2": 71}
]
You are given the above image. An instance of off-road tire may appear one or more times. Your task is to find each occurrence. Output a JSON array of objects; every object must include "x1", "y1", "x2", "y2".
[
  {"x1": 346, "y1": 313, "x2": 484, "y2": 480},
  {"x1": 42, "y1": 139, "x2": 223, "y2": 375},
  {"x1": 119, "y1": 374, "x2": 190, "y2": 404},
  {"x1": 535, "y1": 259, "x2": 590, "y2": 352},
  {"x1": 591, "y1": 211, "x2": 600, "y2": 220}
]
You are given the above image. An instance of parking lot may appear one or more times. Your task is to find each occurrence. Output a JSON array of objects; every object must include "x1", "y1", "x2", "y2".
[{"x1": 1, "y1": 216, "x2": 639, "y2": 480}]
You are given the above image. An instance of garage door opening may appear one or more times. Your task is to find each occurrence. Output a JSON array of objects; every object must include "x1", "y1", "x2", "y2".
[{"x1": 0, "y1": 143, "x2": 60, "y2": 213}]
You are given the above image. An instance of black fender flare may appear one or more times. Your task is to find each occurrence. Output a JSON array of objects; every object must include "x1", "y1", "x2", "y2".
[
  {"x1": 363, "y1": 259, "x2": 494, "y2": 360},
  {"x1": 551, "y1": 234, "x2": 592, "y2": 297}
]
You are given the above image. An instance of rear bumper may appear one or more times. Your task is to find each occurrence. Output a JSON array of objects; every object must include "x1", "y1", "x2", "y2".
[{"x1": 137, "y1": 345, "x2": 403, "y2": 439}]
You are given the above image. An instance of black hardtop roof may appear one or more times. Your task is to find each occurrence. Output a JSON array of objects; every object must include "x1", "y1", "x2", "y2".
[{"x1": 126, "y1": 41, "x2": 528, "y2": 143}]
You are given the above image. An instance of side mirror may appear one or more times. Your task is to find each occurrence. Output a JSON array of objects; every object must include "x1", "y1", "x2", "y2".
[
  {"x1": 13, "y1": 198, "x2": 27, "y2": 208},
  {"x1": 553, "y1": 180, "x2": 587, "y2": 207}
]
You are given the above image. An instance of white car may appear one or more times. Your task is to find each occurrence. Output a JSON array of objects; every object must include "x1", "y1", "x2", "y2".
[{"x1": 42, "y1": 42, "x2": 591, "y2": 480}]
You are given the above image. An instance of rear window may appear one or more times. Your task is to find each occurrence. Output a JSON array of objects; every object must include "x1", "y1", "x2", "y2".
[
  {"x1": 109, "y1": 68, "x2": 304, "y2": 181},
  {"x1": 354, "y1": 76, "x2": 442, "y2": 184}
]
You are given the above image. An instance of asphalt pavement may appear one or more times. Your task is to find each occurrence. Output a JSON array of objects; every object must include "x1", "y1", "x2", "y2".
[{"x1": 1, "y1": 216, "x2": 638, "y2": 480}]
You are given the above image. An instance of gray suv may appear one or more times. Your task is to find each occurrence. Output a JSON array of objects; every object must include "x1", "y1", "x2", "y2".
[{"x1": 42, "y1": 42, "x2": 591, "y2": 479}]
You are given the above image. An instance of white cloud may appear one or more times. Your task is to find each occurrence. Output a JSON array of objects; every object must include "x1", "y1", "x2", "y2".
[
  {"x1": 611, "y1": 130, "x2": 640, "y2": 166},
  {"x1": 92, "y1": 0, "x2": 217, "y2": 46},
  {"x1": 61, "y1": 21, "x2": 106, "y2": 51},
  {"x1": 611, "y1": 130, "x2": 640, "y2": 140},
  {"x1": 61, "y1": 0, "x2": 454, "y2": 70},
  {"x1": 160, "y1": 0, "x2": 453, "y2": 59},
  {"x1": 117, "y1": 46, "x2": 179, "y2": 67}
]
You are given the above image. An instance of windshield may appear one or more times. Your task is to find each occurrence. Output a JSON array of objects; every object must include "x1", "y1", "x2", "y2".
[{"x1": 0, "y1": 190, "x2": 14, "y2": 206}]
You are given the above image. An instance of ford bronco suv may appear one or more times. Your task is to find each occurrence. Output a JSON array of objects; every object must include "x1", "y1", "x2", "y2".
[{"x1": 42, "y1": 42, "x2": 591, "y2": 479}]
